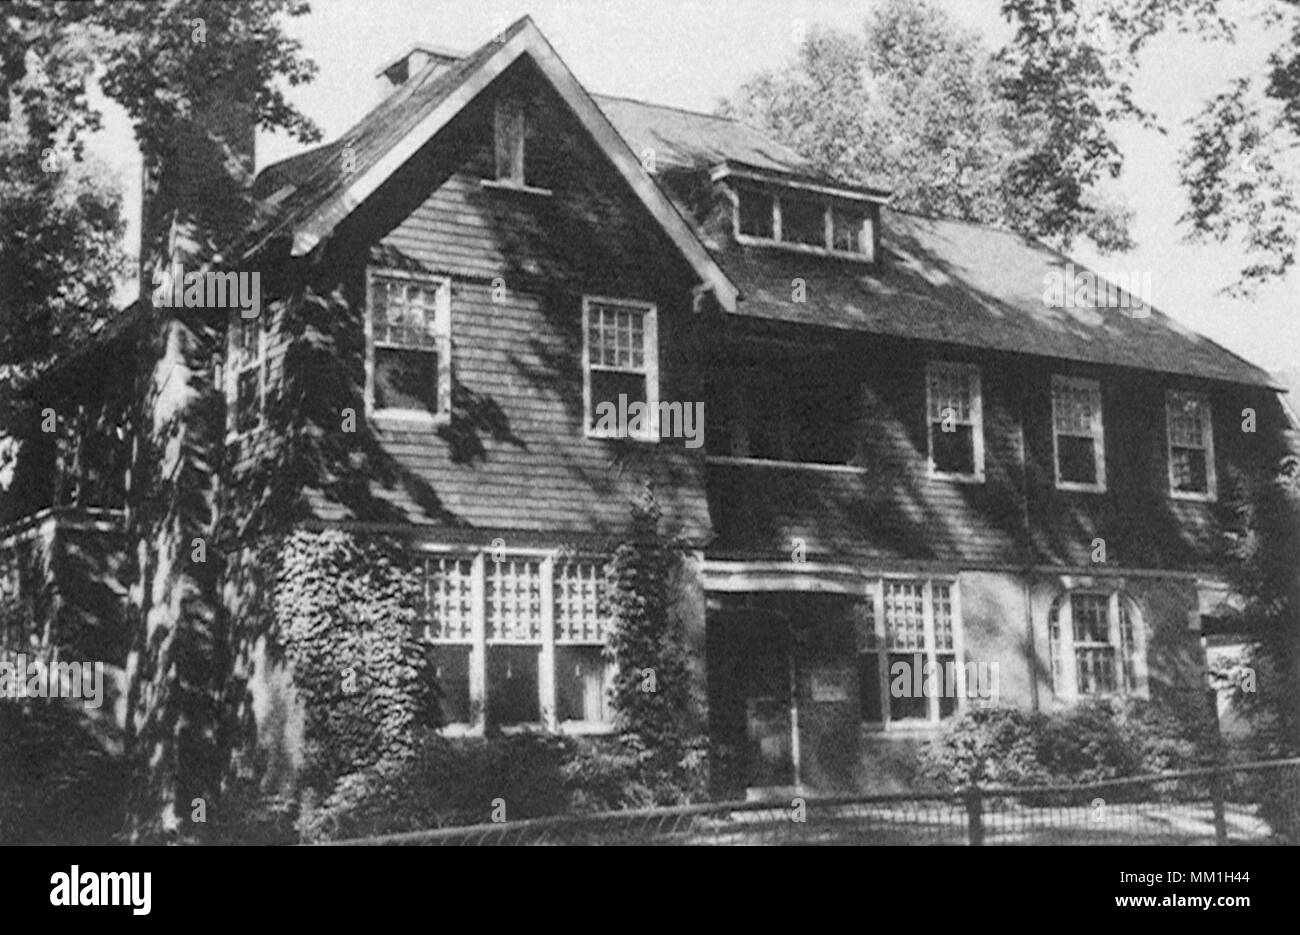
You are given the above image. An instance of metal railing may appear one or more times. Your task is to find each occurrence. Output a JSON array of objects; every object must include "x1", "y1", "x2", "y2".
[{"x1": 320, "y1": 756, "x2": 1300, "y2": 846}]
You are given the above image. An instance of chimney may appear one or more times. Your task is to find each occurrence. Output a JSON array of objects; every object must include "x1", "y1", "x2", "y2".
[{"x1": 375, "y1": 43, "x2": 464, "y2": 101}]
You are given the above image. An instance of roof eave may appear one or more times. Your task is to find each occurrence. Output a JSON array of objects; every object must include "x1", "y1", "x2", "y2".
[{"x1": 284, "y1": 18, "x2": 739, "y2": 312}]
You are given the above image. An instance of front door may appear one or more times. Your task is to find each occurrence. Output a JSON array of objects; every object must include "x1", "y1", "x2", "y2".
[{"x1": 743, "y1": 624, "x2": 794, "y2": 788}]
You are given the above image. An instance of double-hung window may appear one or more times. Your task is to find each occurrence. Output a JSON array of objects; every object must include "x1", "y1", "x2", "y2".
[
  {"x1": 227, "y1": 311, "x2": 266, "y2": 438},
  {"x1": 417, "y1": 551, "x2": 613, "y2": 732},
  {"x1": 366, "y1": 271, "x2": 452, "y2": 422},
  {"x1": 1052, "y1": 375, "x2": 1105, "y2": 491},
  {"x1": 858, "y1": 578, "x2": 962, "y2": 727},
  {"x1": 1047, "y1": 591, "x2": 1144, "y2": 699},
  {"x1": 926, "y1": 362, "x2": 984, "y2": 480},
  {"x1": 1167, "y1": 391, "x2": 1216, "y2": 499},
  {"x1": 583, "y1": 297, "x2": 658, "y2": 441}
]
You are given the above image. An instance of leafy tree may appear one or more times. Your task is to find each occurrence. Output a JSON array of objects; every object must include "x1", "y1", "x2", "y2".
[
  {"x1": 1219, "y1": 456, "x2": 1300, "y2": 757},
  {"x1": 1, "y1": 0, "x2": 320, "y2": 842},
  {"x1": 722, "y1": 0, "x2": 1134, "y2": 251}
]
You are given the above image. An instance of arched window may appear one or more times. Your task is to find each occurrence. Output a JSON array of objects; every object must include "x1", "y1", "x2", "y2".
[{"x1": 1047, "y1": 591, "x2": 1143, "y2": 699}]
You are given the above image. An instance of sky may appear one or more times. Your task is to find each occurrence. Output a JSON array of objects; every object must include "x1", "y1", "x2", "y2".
[{"x1": 86, "y1": 0, "x2": 1299, "y2": 376}]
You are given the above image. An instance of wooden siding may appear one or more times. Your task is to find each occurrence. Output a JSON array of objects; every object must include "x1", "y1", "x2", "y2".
[
  {"x1": 704, "y1": 323, "x2": 1291, "y2": 571},
  {"x1": 272, "y1": 58, "x2": 712, "y2": 542}
]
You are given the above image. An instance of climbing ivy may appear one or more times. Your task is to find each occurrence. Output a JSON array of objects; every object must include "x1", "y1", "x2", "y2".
[
  {"x1": 603, "y1": 487, "x2": 702, "y2": 777},
  {"x1": 273, "y1": 530, "x2": 435, "y2": 792}
]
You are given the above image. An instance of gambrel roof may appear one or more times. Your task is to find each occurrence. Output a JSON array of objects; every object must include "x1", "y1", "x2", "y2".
[{"x1": 251, "y1": 16, "x2": 1278, "y2": 391}]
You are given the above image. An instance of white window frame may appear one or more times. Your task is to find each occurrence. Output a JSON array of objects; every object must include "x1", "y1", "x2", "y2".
[
  {"x1": 1166, "y1": 390, "x2": 1217, "y2": 501},
  {"x1": 858, "y1": 577, "x2": 965, "y2": 730},
  {"x1": 1047, "y1": 590, "x2": 1147, "y2": 702},
  {"x1": 925, "y1": 361, "x2": 985, "y2": 482},
  {"x1": 225, "y1": 310, "x2": 266, "y2": 442},
  {"x1": 416, "y1": 546, "x2": 615, "y2": 736},
  {"x1": 582, "y1": 295, "x2": 659, "y2": 443},
  {"x1": 730, "y1": 188, "x2": 875, "y2": 262},
  {"x1": 1051, "y1": 375, "x2": 1106, "y2": 493},
  {"x1": 364, "y1": 269, "x2": 453, "y2": 427}
]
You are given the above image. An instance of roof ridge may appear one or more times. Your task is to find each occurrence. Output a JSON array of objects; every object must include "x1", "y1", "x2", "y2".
[{"x1": 592, "y1": 92, "x2": 737, "y2": 123}]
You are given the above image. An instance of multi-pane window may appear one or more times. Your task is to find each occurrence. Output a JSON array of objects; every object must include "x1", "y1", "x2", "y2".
[
  {"x1": 227, "y1": 312, "x2": 266, "y2": 437},
  {"x1": 416, "y1": 552, "x2": 613, "y2": 731},
  {"x1": 1052, "y1": 375, "x2": 1105, "y2": 491},
  {"x1": 583, "y1": 297, "x2": 658, "y2": 439},
  {"x1": 733, "y1": 185, "x2": 875, "y2": 259},
  {"x1": 494, "y1": 98, "x2": 526, "y2": 185},
  {"x1": 858, "y1": 578, "x2": 961, "y2": 726},
  {"x1": 1047, "y1": 592, "x2": 1143, "y2": 699},
  {"x1": 554, "y1": 562, "x2": 612, "y2": 724},
  {"x1": 486, "y1": 558, "x2": 544, "y2": 726},
  {"x1": 420, "y1": 556, "x2": 475, "y2": 726},
  {"x1": 926, "y1": 362, "x2": 984, "y2": 480},
  {"x1": 367, "y1": 272, "x2": 451, "y2": 421},
  {"x1": 1166, "y1": 391, "x2": 1215, "y2": 499}
]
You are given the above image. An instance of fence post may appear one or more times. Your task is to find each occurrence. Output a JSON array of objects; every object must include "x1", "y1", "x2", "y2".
[
  {"x1": 1211, "y1": 767, "x2": 1228, "y2": 846},
  {"x1": 965, "y1": 785, "x2": 984, "y2": 846}
]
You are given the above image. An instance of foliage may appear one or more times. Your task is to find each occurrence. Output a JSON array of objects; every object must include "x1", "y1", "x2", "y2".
[
  {"x1": 721, "y1": 0, "x2": 1133, "y2": 252},
  {"x1": 295, "y1": 731, "x2": 707, "y2": 843},
  {"x1": 921, "y1": 698, "x2": 1211, "y2": 790},
  {"x1": 0, "y1": 698, "x2": 129, "y2": 845},
  {"x1": 1218, "y1": 456, "x2": 1300, "y2": 757},
  {"x1": 603, "y1": 486, "x2": 703, "y2": 778},
  {"x1": 273, "y1": 530, "x2": 434, "y2": 793}
]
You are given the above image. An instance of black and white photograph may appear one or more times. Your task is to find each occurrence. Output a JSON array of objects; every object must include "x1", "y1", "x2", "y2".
[{"x1": 1, "y1": 0, "x2": 1297, "y2": 893}]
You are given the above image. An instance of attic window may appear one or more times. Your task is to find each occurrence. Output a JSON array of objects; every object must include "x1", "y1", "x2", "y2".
[
  {"x1": 494, "y1": 98, "x2": 526, "y2": 184},
  {"x1": 733, "y1": 185, "x2": 875, "y2": 261},
  {"x1": 483, "y1": 97, "x2": 551, "y2": 195}
]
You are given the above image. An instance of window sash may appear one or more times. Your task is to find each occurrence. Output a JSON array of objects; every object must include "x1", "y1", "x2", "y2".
[
  {"x1": 1166, "y1": 391, "x2": 1215, "y2": 498},
  {"x1": 860, "y1": 578, "x2": 963, "y2": 727},
  {"x1": 226, "y1": 312, "x2": 266, "y2": 438},
  {"x1": 583, "y1": 296, "x2": 659, "y2": 438},
  {"x1": 1051, "y1": 376, "x2": 1105, "y2": 490},
  {"x1": 926, "y1": 362, "x2": 984, "y2": 479},
  {"x1": 1049, "y1": 591, "x2": 1142, "y2": 699},
  {"x1": 366, "y1": 271, "x2": 452, "y2": 420},
  {"x1": 417, "y1": 551, "x2": 612, "y2": 729}
]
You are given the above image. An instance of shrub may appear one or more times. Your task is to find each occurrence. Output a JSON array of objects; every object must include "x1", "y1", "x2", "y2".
[
  {"x1": 295, "y1": 730, "x2": 711, "y2": 843},
  {"x1": 922, "y1": 698, "x2": 1212, "y2": 796}
]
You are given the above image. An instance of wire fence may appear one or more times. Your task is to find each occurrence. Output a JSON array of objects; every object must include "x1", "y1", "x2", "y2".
[{"x1": 321, "y1": 757, "x2": 1300, "y2": 846}]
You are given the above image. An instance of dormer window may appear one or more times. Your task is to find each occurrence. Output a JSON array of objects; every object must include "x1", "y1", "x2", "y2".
[{"x1": 731, "y1": 182, "x2": 876, "y2": 261}]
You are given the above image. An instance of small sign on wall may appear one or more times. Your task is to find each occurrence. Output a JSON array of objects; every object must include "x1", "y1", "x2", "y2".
[{"x1": 810, "y1": 668, "x2": 849, "y2": 703}]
